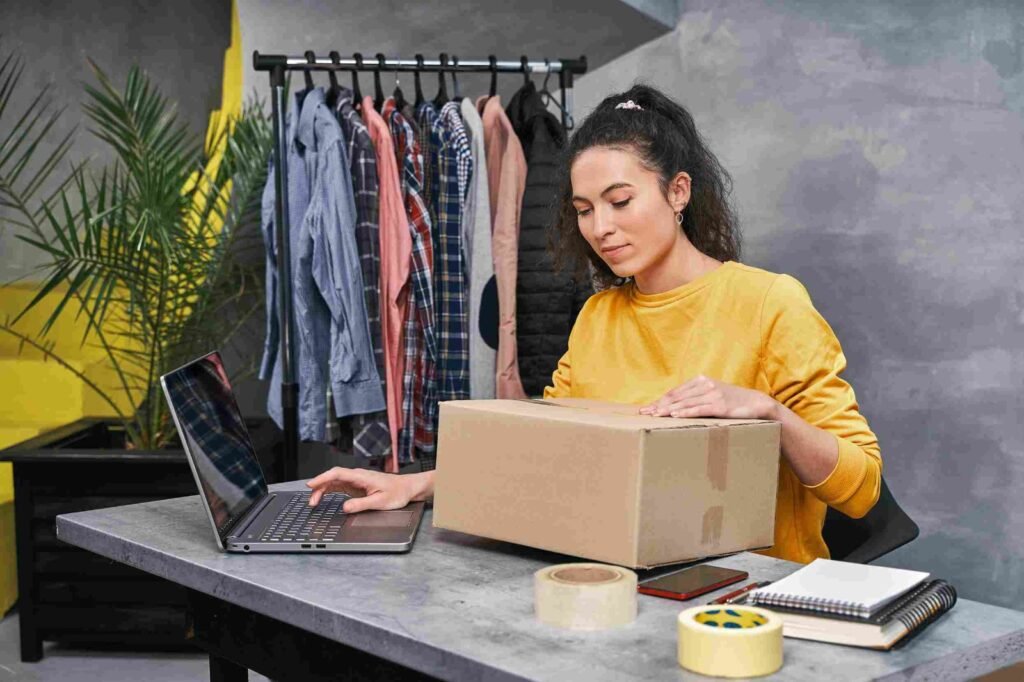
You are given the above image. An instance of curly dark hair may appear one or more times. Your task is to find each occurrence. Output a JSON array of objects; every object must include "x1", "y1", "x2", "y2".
[{"x1": 551, "y1": 84, "x2": 741, "y2": 289}]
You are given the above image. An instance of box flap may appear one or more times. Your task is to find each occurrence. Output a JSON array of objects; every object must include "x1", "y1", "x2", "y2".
[{"x1": 449, "y1": 399, "x2": 772, "y2": 432}]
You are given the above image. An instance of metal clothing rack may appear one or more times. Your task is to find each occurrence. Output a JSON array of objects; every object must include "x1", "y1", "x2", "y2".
[{"x1": 252, "y1": 51, "x2": 588, "y2": 481}]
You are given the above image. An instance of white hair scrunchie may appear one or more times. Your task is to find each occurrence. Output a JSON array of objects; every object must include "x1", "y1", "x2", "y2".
[{"x1": 615, "y1": 100, "x2": 644, "y2": 111}]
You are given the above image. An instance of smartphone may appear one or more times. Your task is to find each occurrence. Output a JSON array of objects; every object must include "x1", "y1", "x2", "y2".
[{"x1": 637, "y1": 564, "x2": 748, "y2": 601}]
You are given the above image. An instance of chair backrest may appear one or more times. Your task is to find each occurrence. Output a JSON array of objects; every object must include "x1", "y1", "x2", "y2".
[{"x1": 822, "y1": 477, "x2": 919, "y2": 564}]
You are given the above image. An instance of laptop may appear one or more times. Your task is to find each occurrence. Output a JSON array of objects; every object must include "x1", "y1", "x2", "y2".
[{"x1": 160, "y1": 350, "x2": 424, "y2": 553}]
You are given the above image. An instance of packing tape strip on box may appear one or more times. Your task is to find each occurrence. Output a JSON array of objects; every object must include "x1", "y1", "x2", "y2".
[
  {"x1": 677, "y1": 604, "x2": 783, "y2": 678},
  {"x1": 534, "y1": 563, "x2": 637, "y2": 630}
]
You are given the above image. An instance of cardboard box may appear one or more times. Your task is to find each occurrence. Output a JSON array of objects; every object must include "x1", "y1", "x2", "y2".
[{"x1": 432, "y1": 398, "x2": 782, "y2": 568}]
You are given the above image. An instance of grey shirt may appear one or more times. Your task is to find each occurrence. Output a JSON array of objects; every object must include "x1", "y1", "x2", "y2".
[{"x1": 459, "y1": 99, "x2": 497, "y2": 399}]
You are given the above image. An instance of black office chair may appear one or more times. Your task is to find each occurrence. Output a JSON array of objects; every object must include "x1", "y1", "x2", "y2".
[{"x1": 822, "y1": 477, "x2": 919, "y2": 564}]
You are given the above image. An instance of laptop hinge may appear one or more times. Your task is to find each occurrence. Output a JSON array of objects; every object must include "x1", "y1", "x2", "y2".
[{"x1": 222, "y1": 493, "x2": 275, "y2": 541}]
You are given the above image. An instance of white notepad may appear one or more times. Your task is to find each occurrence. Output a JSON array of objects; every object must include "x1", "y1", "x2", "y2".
[{"x1": 749, "y1": 559, "x2": 930, "y2": 618}]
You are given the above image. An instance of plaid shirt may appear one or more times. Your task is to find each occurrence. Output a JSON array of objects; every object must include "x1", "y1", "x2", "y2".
[
  {"x1": 384, "y1": 100, "x2": 437, "y2": 463},
  {"x1": 335, "y1": 89, "x2": 391, "y2": 460},
  {"x1": 420, "y1": 102, "x2": 472, "y2": 403},
  {"x1": 417, "y1": 104, "x2": 437, "y2": 228},
  {"x1": 440, "y1": 103, "x2": 473, "y2": 206}
]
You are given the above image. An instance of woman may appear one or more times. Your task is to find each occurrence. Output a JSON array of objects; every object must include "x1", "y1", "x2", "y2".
[{"x1": 307, "y1": 84, "x2": 881, "y2": 564}]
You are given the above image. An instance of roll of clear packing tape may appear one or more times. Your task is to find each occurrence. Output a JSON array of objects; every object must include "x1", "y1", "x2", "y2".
[
  {"x1": 677, "y1": 605, "x2": 783, "y2": 678},
  {"x1": 534, "y1": 563, "x2": 638, "y2": 630}
]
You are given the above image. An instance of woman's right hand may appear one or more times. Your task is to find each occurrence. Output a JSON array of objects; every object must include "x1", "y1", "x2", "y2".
[{"x1": 306, "y1": 468, "x2": 433, "y2": 513}]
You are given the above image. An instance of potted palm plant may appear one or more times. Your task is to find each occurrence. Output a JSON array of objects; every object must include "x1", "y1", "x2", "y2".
[{"x1": 0, "y1": 44, "x2": 275, "y2": 661}]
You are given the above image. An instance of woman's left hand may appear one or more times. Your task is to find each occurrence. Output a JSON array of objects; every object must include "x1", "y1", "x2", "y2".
[{"x1": 638, "y1": 375, "x2": 778, "y2": 420}]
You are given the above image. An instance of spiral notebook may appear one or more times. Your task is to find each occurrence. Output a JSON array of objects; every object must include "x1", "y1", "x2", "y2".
[
  {"x1": 753, "y1": 578, "x2": 958, "y2": 650},
  {"x1": 749, "y1": 559, "x2": 930, "y2": 619}
]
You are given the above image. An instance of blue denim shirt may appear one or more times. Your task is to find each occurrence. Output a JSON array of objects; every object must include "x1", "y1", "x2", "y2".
[
  {"x1": 301, "y1": 89, "x2": 384, "y2": 418},
  {"x1": 260, "y1": 89, "x2": 384, "y2": 441}
]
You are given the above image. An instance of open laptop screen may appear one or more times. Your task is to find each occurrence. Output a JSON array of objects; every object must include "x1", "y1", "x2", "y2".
[{"x1": 161, "y1": 351, "x2": 267, "y2": 537}]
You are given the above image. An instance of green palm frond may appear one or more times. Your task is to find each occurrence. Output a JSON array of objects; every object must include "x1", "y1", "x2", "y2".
[
  {"x1": 0, "y1": 51, "x2": 78, "y2": 234},
  {"x1": 1, "y1": 40, "x2": 272, "y2": 449}
]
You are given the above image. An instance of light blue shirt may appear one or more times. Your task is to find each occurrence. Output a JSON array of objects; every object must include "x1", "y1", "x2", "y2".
[{"x1": 260, "y1": 89, "x2": 384, "y2": 441}]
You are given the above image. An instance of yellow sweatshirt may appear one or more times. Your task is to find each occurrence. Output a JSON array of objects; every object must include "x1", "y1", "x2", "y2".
[{"x1": 543, "y1": 261, "x2": 881, "y2": 564}]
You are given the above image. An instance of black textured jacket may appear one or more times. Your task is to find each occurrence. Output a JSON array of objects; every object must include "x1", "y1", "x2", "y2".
[{"x1": 506, "y1": 83, "x2": 592, "y2": 396}]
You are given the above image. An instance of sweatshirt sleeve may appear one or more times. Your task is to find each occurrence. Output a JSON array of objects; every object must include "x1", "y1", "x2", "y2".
[
  {"x1": 543, "y1": 350, "x2": 572, "y2": 399},
  {"x1": 544, "y1": 289, "x2": 597, "y2": 400},
  {"x1": 760, "y1": 275, "x2": 882, "y2": 518}
]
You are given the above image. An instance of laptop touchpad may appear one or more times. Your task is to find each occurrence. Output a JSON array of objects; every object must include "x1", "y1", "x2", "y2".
[{"x1": 348, "y1": 511, "x2": 415, "y2": 528}]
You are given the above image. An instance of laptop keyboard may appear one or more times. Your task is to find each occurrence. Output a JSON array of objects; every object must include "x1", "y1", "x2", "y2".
[{"x1": 260, "y1": 493, "x2": 349, "y2": 543}]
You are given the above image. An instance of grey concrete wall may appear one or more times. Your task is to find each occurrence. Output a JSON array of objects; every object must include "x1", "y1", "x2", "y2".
[
  {"x1": 576, "y1": 0, "x2": 1024, "y2": 607},
  {"x1": 0, "y1": 0, "x2": 231, "y2": 283},
  {"x1": 619, "y1": 0, "x2": 678, "y2": 27}
]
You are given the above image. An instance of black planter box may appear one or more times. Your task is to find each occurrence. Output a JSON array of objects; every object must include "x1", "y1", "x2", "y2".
[{"x1": 0, "y1": 417, "x2": 280, "y2": 662}]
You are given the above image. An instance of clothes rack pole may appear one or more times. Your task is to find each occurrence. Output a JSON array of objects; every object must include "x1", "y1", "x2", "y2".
[
  {"x1": 268, "y1": 63, "x2": 299, "y2": 483},
  {"x1": 252, "y1": 50, "x2": 588, "y2": 480},
  {"x1": 254, "y1": 53, "x2": 587, "y2": 130}
]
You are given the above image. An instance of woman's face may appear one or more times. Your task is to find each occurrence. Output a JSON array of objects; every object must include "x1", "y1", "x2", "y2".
[{"x1": 571, "y1": 146, "x2": 690, "y2": 281}]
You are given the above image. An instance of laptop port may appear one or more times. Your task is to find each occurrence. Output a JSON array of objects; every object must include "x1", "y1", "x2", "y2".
[
  {"x1": 316, "y1": 544, "x2": 326, "y2": 549},
  {"x1": 301, "y1": 544, "x2": 311, "y2": 549},
  {"x1": 243, "y1": 545, "x2": 250, "y2": 552}
]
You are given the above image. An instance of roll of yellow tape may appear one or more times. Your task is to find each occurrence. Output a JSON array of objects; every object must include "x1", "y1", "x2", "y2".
[
  {"x1": 534, "y1": 563, "x2": 637, "y2": 630},
  {"x1": 677, "y1": 605, "x2": 783, "y2": 678}
]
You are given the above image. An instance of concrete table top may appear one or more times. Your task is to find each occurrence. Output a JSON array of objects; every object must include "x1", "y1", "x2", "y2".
[{"x1": 56, "y1": 482, "x2": 1024, "y2": 681}]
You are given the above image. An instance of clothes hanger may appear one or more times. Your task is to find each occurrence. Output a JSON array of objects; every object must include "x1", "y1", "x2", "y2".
[
  {"x1": 433, "y1": 52, "x2": 449, "y2": 107},
  {"x1": 351, "y1": 52, "x2": 364, "y2": 105},
  {"x1": 521, "y1": 55, "x2": 531, "y2": 87},
  {"x1": 302, "y1": 50, "x2": 316, "y2": 91},
  {"x1": 326, "y1": 51, "x2": 342, "y2": 107},
  {"x1": 414, "y1": 54, "x2": 425, "y2": 107},
  {"x1": 374, "y1": 53, "x2": 386, "y2": 111},
  {"x1": 538, "y1": 59, "x2": 573, "y2": 128},
  {"x1": 538, "y1": 59, "x2": 556, "y2": 100},
  {"x1": 392, "y1": 55, "x2": 408, "y2": 110},
  {"x1": 451, "y1": 55, "x2": 462, "y2": 103},
  {"x1": 489, "y1": 55, "x2": 498, "y2": 98}
]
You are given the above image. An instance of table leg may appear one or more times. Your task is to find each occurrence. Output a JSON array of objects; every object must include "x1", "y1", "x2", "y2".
[
  {"x1": 209, "y1": 653, "x2": 248, "y2": 682},
  {"x1": 14, "y1": 464, "x2": 42, "y2": 662}
]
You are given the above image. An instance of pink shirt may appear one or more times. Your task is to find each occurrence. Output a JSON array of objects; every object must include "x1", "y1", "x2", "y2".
[
  {"x1": 362, "y1": 97, "x2": 412, "y2": 471},
  {"x1": 479, "y1": 96, "x2": 528, "y2": 399}
]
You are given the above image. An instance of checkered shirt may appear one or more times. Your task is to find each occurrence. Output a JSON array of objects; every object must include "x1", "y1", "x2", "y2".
[
  {"x1": 419, "y1": 101, "x2": 471, "y2": 404},
  {"x1": 385, "y1": 100, "x2": 438, "y2": 462},
  {"x1": 335, "y1": 89, "x2": 391, "y2": 460}
]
